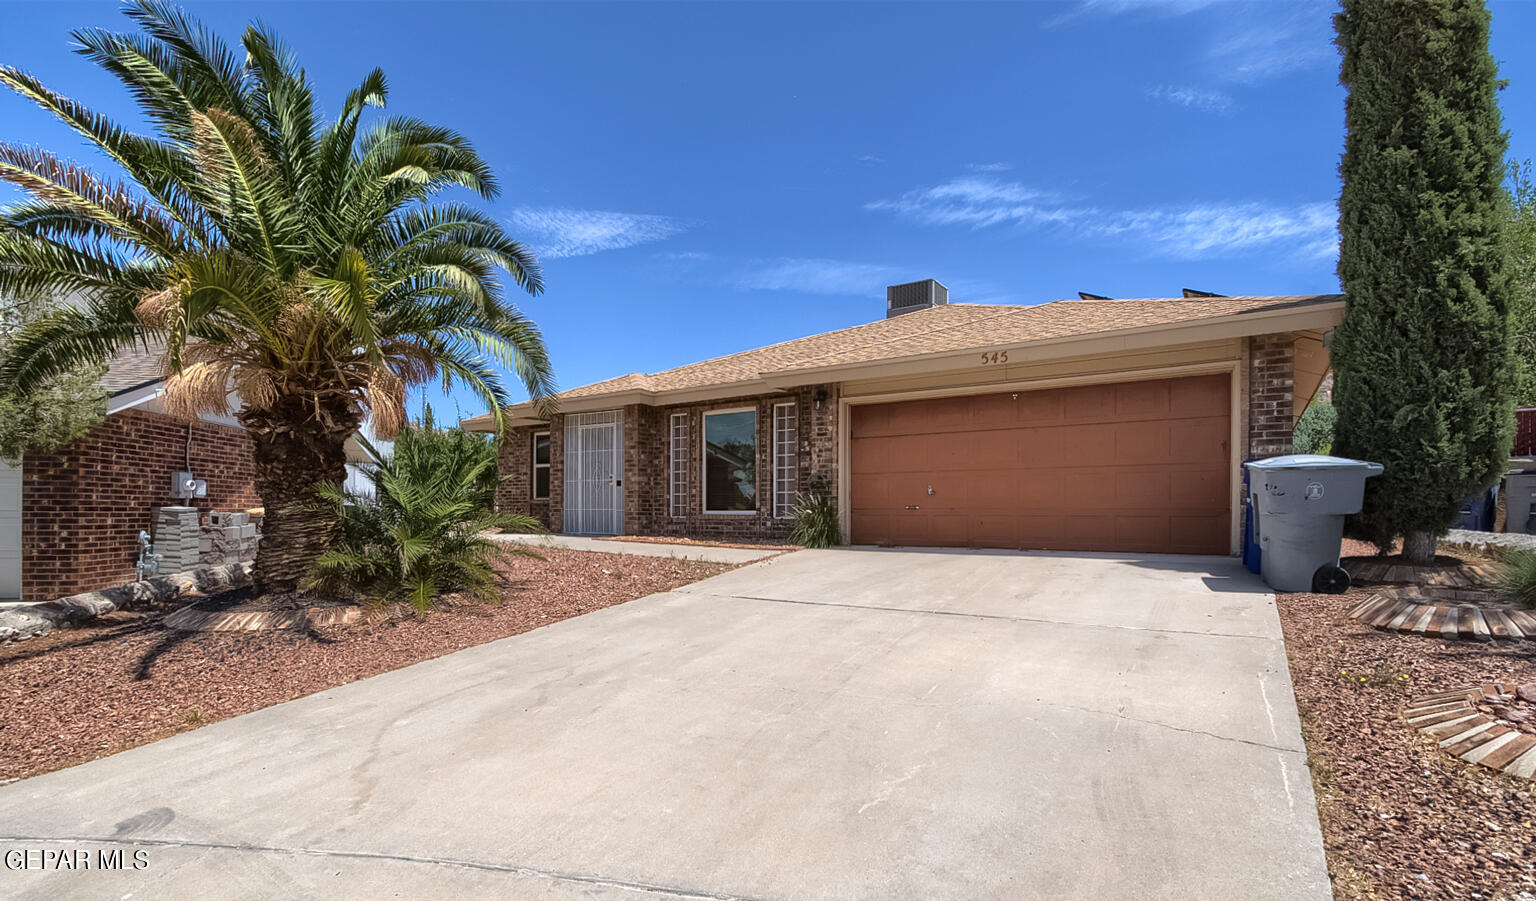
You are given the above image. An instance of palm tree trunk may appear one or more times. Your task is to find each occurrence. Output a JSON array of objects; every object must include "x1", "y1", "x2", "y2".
[{"x1": 241, "y1": 396, "x2": 358, "y2": 594}]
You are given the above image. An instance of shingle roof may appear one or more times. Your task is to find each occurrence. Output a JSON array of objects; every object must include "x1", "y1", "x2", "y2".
[
  {"x1": 101, "y1": 342, "x2": 166, "y2": 396},
  {"x1": 463, "y1": 294, "x2": 1343, "y2": 427},
  {"x1": 572, "y1": 294, "x2": 1337, "y2": 394}
]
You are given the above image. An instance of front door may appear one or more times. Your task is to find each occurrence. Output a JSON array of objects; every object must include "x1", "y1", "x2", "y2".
[{"x1": 563, "y1": 411, "x2": 625, "y2": 535}]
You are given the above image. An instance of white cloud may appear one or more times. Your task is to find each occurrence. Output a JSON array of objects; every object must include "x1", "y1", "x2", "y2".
[
  {"x1": 1145, "y1": 84, "x2": 1237, "y2": 114},
  {"x1": 857, "y1": 154, "x2": 887, "y2": 163},
  {"x1": 1090, "y1": 201, "x2": 1337, "y2": 259},
  {"x1": 867, "y1": 177, "x2": 1085, "y2": 229},
  {"x1": 1056, "y1": 0, "x2": 1332, "y2": 83},
  {"x1": 508, "y1": 207, "x2": 684, "y2": 258},
  {"x1": 868, "y1": 176, "x2": 1337, "y2": 260},
  {"x1": 736, "y1": 258, "x2": 900, "y2": 296}
]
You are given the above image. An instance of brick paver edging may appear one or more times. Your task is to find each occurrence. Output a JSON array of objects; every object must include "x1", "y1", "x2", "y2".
[
  {"x1": 1404, "y1": 685, "x2": 1536, "y2": 780},
  {"x1": 1348, "y1": 593, "x2": 1536, "y2": 641},
  {"x1": 163, "y1": 603, "x2": 361, "y2": 632}
]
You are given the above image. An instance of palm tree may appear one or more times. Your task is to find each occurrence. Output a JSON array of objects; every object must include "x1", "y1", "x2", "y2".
[{"x1": 0, "y1": 1, "x2": 554, "y2": 593}]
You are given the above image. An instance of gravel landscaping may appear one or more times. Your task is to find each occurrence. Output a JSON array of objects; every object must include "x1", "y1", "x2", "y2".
[
  {"x1": 1278, "y1": 587, "x2": 1536, "y2": 899},
  {"x1": 0, "y1": 548, "x2": 735, "y2": 783}
]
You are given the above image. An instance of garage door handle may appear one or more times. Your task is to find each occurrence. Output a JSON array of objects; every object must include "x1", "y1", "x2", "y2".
[{"x1": 905, "y1": 505, "x2": 920, "y2": 510}]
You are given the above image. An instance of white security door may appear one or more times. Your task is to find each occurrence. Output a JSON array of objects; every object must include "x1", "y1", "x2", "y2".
[
  {"x1": 0, "y1": 462, "x2": 20, "y2": 599},
  {"x1": 563, "y1": 411, "x2": 624, "y2": 535}
]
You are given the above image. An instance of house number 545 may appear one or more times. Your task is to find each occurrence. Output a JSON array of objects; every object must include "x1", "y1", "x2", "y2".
[{"x1": 980, "y1": 351, "x2": 1009, "y2": 365}]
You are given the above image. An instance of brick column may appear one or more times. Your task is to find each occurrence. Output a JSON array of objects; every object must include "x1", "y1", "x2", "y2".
[{"x1": 1247, "y1": 334, "x2": 1296, "y2": 457}]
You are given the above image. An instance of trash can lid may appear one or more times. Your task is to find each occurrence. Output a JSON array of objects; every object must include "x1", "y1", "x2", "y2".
[{"x1": 1244, "y1": 454, "x2": 1384, "y2": 473}]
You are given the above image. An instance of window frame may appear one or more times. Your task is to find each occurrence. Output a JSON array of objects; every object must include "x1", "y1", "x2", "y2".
[
  {"x1": 700, "y1": 406, "x2": 759, "y2": 515},
  {"x1": 669, "y1": 412, "x2": 688, "y2": 519},
  {"x1": 530, "y1": 430, "x2": 551, "y2": 500},
  {"x1": 772, "y1": 402, "x2": 798, "y2": 519}
]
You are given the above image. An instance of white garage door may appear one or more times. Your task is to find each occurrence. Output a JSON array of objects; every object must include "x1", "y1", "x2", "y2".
[{"x1": 0, "y1": 462, "x2": 19, "y2": 598}]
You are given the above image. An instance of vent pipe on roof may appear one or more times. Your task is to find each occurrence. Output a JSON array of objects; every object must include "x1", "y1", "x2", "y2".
[
  {"x1": 1181, "y1": 288, "x2": 1226, "y2": 298},
  {"x1": 886, "y1": 279, "x2": 949, "y2": 318},
  {"x1": 1077, "y1": 291, "x2": 1112, "y2": 300}
]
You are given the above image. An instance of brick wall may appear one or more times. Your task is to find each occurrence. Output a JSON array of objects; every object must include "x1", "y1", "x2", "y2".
[
  {"x1": 22, "y1": 408, "x2": 259, "y2": 600},
  {"x1": 1247, "y1": 334, "x2": 1297, "y2": 458},
  {"x1": 494, "y1": 425, "x2": 554, "y2": 529},
  {"x1": 632, "y1": 386, "x2": 838, "y2": 542},
  {"x1": 493, "y1": 384, "x2": 839, "y2": 543}
]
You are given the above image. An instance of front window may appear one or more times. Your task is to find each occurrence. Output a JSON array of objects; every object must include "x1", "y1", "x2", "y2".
[
  {"x1": 531, "y1": 432, "x2": 550, "y2": 499},
  {"x1": 703, "y1": 409, "x2": 757, "y2": 513}
]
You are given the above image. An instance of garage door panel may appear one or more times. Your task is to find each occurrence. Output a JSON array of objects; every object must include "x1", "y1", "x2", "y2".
[
  {"x1": 1171, "y1": 376, "x2": 1230, "y2": 416},
  {"x1": 1018, "y1": 430, "x2": 1064, "y2": 468},
  {"x1": 1060, "y1": 424, "x2": 1119, "y2": 467},
  {"x1": 1169, "y1": 418, "x2": 1228, "y2": 464},
  {"x1": 1170, "y1": 468, "x2": 1229, "y2": 507},
  {"x1": 971, "y1": 393, "x2": 1017, "y2": 424},
  {"x1": 967, "y1": 430, "x2": 1019, "y2": 468},
  {"x1": 851, "y1": 474, "x2": 890, "y2": 508},
  {"x1": 1114, "y1": 421, "x2": 1172, "y2": 463},
  {"x1": 850, "y1": 374, "x2": 1230, "y2": 554},
  {"x1": 851, "y1": 512, "x2": 891, "y2": 546},
  {"x1": 1016, "y1": 391, "x2": 1065, "y2": 425},
  {"x1": 1115, "y1": 380, "x2": 1171, "y2": 418},
  {"x1": 889, "y1": 514, "x2": 930, "y2": 547},
  {"x1": 968, "y1": 515, "x2": 1018, "y2": 548},
  {"x1": 1168, "y1": 515, "x2": 1229, "y2": 554},
  {"x1": 1018, "y1": 514, "x2": 1065, "y2": 548},
  {"x1": 1064, "y1": 384, "x2": 1117, "y2": 422},
  {"x1": 1114, "y1": 515, "x2": 1169, "y2": 550},
  {"x1": 1062, "y1": 468, "x2": 1116, "y2": 509},
  {"x1": 928, "y1": 398, "x2": 971, "y2": 430},
  {"x1": 1059, "y1": 514, "x2": 1112, "y2": 549},
  {"x1": 851, "y1": 404, "x2": 892, "y2": 438},
  {"x1": 1114, "y1": 469, "x2": 1172, "y2": 507},
  {"x1": 961, "y1": 473, "x2": 1017, "y2": 510}
]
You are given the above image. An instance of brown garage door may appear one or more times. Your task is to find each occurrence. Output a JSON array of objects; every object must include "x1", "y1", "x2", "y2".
[{"x1": 849, "y1": 374, "x2": 1231, "y2": 554}]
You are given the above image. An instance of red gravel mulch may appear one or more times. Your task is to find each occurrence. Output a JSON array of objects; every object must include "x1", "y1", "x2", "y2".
[
  {"x1": 1277, "y1": 588, "x2": 1536, "y2": 899},
  {"x1": 593, "y1": 535, "x2": 800, "y2": 551},
  {"x1": 0, "y1": 548, "x2": 733, "y2": 783}
]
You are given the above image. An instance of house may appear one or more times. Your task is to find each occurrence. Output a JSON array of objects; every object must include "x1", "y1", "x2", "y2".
[
  {"x1": 0, "y1": 345, "x2": 379, "y2": 601},
  {"x1": 463, "y1": 280, "x2": 1341, "y2": 556}
]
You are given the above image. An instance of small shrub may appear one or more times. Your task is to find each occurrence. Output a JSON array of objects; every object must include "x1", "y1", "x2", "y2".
[
  {"x1": 1293, "y1": 400, "x2": 1336, "y2": 455},
  {"x1": 309, "y1": 432, "x2": 542, "y2": 611},
  {"x1": 789, "y1": 481, "x2": 841, "y2": 549},
  {"x1": 1498, "y1": 549, "x2": 1536, "y2": 609}
]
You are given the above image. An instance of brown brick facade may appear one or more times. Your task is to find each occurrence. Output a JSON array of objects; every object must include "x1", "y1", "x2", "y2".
[
  {"x1": 22, "y1": 409, "x2": 259, "y2": 600},
  {"x1": 1246, "y1": 334, "x2": 1297, "y2": 458},
  {"x1": 494, "y1": 425, "x2": 555, "y2": 529},
  {"x1": 497, "y1": 384, "x2": 839, "y2": 543}
]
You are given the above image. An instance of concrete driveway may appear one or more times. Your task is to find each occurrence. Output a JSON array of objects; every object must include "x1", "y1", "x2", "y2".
[{"x1": 0, "y1": 548, "x2": 1329, "y2": 900}]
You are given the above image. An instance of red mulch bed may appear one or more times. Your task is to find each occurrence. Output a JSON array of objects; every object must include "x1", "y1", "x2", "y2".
[
  {"x1": 1277, "y1": 588, "x2": 1536, "y2": 899},
  {"x1": 0, "y1": 548, "x2": 732, "y2": 783},
  {"x1": 593, "y1": 535, "x2": 799, "y2": 551}
]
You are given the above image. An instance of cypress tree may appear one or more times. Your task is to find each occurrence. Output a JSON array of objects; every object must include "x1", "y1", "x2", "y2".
[{"x1": 1332, "y1": 0, "x2": 1514, "y2": 562}]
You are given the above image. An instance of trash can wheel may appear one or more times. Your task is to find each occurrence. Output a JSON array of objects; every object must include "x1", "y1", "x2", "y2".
[{"x1": 1312, "y1": 564, "x2": 1351, "y2": 595}]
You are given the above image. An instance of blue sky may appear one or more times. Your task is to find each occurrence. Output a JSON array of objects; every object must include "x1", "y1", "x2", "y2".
[{"x1": 3, "y1": 0, "x2": 1535, "y2": 422}]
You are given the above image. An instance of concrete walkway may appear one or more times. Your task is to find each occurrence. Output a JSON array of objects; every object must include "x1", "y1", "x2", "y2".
[
  {"x1": 490, "y1": 531, "x2": 783, "y2": 564},
  {"x1": 0, "y1": 548, "x2": 1329, "y2": 900}
]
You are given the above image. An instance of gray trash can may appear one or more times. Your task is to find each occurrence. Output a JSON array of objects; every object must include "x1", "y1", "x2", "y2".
[
  {"x1": 1245, "y1": 455, "x2": 1384, "y2": 593},
  {"x1": 1503, "y1": 470, "x2": 1536, "y2": 534}
]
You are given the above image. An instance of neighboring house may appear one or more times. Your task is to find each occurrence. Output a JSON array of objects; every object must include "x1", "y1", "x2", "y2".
[
  {"x1": 464, "y1": 280, "x2": 1341, "y2": 556},
  {"x1": 0, "y1": 345, "x2": 379, "y2": 600}
]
